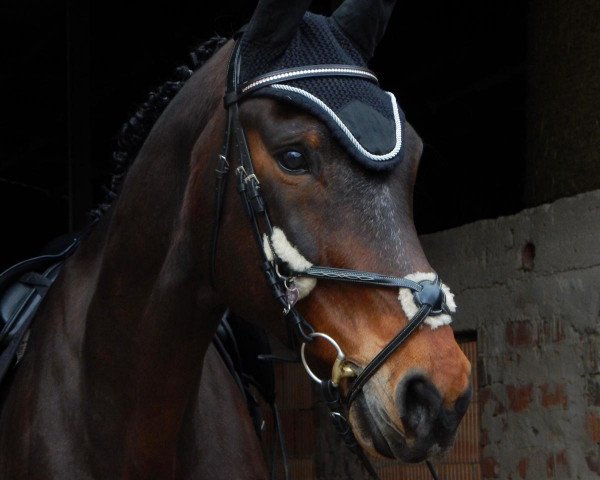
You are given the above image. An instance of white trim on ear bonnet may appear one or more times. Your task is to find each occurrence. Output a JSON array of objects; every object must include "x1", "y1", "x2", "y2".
[
  {"x1": 398, "y1": 272, "x2": 456, "y2": 329},
  {"x1": 262, "y1": 227, "x2": 317, "y2": 299}
]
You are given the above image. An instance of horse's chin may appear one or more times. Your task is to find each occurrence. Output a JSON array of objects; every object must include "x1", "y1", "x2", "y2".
[{"x1": 349, "y1": 394, "x2": 453, "y2": 463}]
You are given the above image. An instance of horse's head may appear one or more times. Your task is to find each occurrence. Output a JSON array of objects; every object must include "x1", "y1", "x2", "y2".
[{"x1": 211, "y1": 0, "x2": 471, "y2": 463}]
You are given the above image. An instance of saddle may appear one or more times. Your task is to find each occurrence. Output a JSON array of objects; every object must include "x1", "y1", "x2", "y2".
[{"x1": 0, "y1": 232, "x2": 83, "y2": 389}]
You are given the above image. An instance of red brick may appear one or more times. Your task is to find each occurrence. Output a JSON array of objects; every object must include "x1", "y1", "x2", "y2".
[
  {"x1": 480, "y1": 387, "x2": 492, "y2": 406},
  {"x1": 542, "y1": 319, "x2": 565, "y2": 343},
  {"x1": 540, "y1": 383, "x2": 568, "y2": 409},
  {"x1": 587, "y1": 448, "x2": 600, "y2": 475},
  {"x1": 517, "y1": 458, "x2": 528, "y2": 479},
  {"x1": 480, "y1": 429, "x2": 489, "y2": 448},
  {"x1": 587, "y1": 411, "x2": 600, "y2": 443},
  {"x1": 506, "y1": 321, "x2": 535, "y2": 347},
  {"x1": 482, "y1": 457, "x2": 500, "y2": 478},
  {"x1": 556, "y1": 450, "x2": 568, "y2": 467},
  {"x1": 542, "y1": 451, "x2": 570, "y2": 478},
  {"x1": 507, "y1": 384, "x2": 533, "y2": 412},
  {"x1": 547, "y1": 454, "x2": 555, "y2": 478},
  {"x1": 521, "y1": 242, "x2": 535, "y2": 270}
]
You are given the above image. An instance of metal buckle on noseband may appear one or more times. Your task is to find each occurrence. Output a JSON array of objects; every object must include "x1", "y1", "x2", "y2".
[{"x1": 413, "y1": 277, "x2": 446, "y2": 315}]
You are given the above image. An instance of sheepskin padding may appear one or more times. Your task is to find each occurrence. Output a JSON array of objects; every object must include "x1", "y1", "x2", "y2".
[
  {"x1": 262, "y1": 228, "x2": 317, "y2": 299},
  {"x1": 397, "y1": 272, "x2": 456, "y2": 330}
]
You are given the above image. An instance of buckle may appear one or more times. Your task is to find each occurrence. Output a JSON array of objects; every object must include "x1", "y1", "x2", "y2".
[{"x1": 414, "y1": 278, "x2": 445, "y2": 315}]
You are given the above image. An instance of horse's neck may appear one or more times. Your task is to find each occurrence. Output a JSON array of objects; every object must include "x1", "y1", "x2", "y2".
[
  {"x1": 0, "y1": 43, "x2": 233, "y2": 478},
  {"x1": 84, "y1": 49, "x2": 232, "y2": 475},
  {"x1": 81, "y1": 209, "x2": 220, "y2": 476}
]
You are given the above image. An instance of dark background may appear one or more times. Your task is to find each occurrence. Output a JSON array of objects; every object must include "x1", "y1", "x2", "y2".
[{"x1": 0, "y1": 0, "x2": 528, "y2": 270}]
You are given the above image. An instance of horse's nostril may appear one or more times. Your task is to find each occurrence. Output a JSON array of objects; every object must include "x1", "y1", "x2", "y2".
[{"x1": 398, "y1": 376, "x2": 443, "y2": 438}]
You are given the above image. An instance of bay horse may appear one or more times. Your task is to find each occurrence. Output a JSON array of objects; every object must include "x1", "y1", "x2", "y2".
[
  {"x1": 177, "y1": 340, "x2": 272, "y2": 479},
  {"x1": 0, "y1": 0, "x2": 471, "y2": 478}
]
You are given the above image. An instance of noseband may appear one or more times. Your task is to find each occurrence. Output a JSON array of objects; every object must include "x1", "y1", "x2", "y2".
[{"x1": 211, "y1": 39, "x2": 446, "y2": 480}]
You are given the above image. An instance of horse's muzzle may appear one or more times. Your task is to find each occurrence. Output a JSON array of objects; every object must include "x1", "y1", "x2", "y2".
[{"x1": 353, "y1": 374, "x2": 472, "y2": 462}]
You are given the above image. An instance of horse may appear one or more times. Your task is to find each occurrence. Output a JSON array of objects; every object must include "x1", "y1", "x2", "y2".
[
  {"x1": 0, "y1": 0, "x2": 472, "y2": 478},
  {"x1": 177, "y1": 335, "x2": 273, "y2": 479}
]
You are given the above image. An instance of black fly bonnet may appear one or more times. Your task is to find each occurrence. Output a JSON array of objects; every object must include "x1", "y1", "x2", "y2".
[{"x1": 235, "y1": 1, "x2": 404, "y2": 170}]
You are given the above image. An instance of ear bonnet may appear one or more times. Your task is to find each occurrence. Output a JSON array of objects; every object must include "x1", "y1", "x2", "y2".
[{"x1": 238, "y1": 0, "x2": 403, "y2": 171}]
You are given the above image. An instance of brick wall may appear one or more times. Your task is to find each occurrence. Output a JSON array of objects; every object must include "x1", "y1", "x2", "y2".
[{"x1": 421, "y1": 189, "x2": 600, "y2": 479}]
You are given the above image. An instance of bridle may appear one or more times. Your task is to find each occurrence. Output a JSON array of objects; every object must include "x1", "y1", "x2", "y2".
[{"x1": 211, "y1": 38, "x2": 447, "y2": 480}]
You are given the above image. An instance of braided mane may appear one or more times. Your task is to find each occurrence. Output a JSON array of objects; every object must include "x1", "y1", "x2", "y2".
[{"x1": 92, "y1": 35, "x2": 228, "y2": 218}]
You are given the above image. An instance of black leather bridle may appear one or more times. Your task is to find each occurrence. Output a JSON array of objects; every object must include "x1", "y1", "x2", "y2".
[{"x1": 211, "y1": 38, "x2": 446, "y2": 480}]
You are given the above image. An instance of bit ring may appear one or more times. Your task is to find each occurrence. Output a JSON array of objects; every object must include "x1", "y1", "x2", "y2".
[{"x1": 300, "y1": 332, "x2": 345, "y2": 385}]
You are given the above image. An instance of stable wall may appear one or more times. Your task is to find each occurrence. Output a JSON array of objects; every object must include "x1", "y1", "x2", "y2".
[{"x1": 422, "y1": 189, "x2": 600, "y2": 479}]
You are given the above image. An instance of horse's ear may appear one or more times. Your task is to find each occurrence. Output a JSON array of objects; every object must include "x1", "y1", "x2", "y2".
[
  {"x1": 331, "y1": 0, "x2": 397, "y2": 61},
  {"x1": 243, "y1": 0, "x2": 313, "y2": 52}
]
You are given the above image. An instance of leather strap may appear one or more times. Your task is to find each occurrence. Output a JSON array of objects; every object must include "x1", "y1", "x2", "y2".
[
  {"x1": 320, "y1": 380, "x2": 381, "y2": 480},
  {"x1": 426, "y1": 460, "x2": 441, "y2": 480},
  {"x1": 226, "y1": 64, "x2": 378, "y2": 106},
  {"x1": 213, "y1": 40, "x2": 316, "y2": 343},
  {"x1": 209, "y1": 116, "x2": 233, "y2": 287},
  {"x1": 299, "y1": 265, "x2": 423, "y2": 290},
  {"x1": 347, "y1": 303, "x2": 431, "y2": 407},
  {"x1": 346, "y1": 276, "x2": 443, "y2": 407}
]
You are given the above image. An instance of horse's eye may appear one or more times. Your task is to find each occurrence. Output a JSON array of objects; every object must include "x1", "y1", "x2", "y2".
[{"x1": 278, "y1": 150, "x2": 309, "y2": 174}]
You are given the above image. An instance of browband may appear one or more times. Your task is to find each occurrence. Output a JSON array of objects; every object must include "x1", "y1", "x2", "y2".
[{"x1": 224, "y1": 64, "x2": 378, "y2": 107}]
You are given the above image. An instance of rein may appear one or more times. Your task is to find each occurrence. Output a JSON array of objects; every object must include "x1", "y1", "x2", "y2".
[{"x1": 212, "y1": 39, "x2": 447, "y2": 480}]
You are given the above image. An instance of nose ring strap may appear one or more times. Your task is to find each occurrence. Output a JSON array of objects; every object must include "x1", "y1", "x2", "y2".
[
  {"x1": 346, "y1": 276, "x2": 442, "y2": 407},
  {"x1": 346, "y1": 303, "x2": 432, "y2": 406}
]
